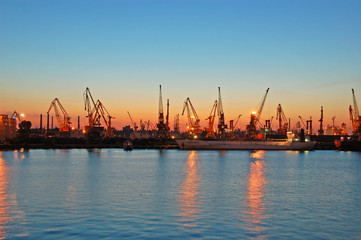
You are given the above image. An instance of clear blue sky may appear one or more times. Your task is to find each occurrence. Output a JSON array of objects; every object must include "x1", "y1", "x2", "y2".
[{"x1": 1, "y1": 0, "x2": 360, "y2": 130}]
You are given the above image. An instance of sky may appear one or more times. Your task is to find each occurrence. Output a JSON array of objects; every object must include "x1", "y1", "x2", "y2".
[{"x1": 0, "y1": 0, "x2": 360, "y2": 132}]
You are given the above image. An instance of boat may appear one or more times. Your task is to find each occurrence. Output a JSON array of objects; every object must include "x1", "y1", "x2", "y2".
[
  {"x1": 176, "y1": 139, "x2": 316, "y2": 150},
  {"x1": 123, "y1": 139, "x2": 133, "y2": 151}
]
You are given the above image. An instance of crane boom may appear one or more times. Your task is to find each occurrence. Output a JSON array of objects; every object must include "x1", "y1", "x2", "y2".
[
  {"x1": 233, "y1": 114, "x2": 242, "y2": 129},
  {"x1": 352, "y1": 89, "x2": 360, "y2": 117},
  {"x1": 127, "y1": 111, "x2": 138, "y2": 131},
  {"x1": 83, "y1": 88, "x2": 98, "y2": 128},
  {"x1": 182, "y1": 97, "x2": 202, "y2": 135},
  {"x1": 256, "y1": 88, "x2": 270, "y2": 125},
  {"x1": 94, "y1": 100, "x2": 114, "y2": 137},
  {"x1": 299, "y1": 116, "x2": 307, "y2": 129},
  {"x1": 47, "y1": 98, "x2": 71, "y2": 132},
  {"x1": 276, "y1": 104, "x2": 288, "y2": 135},
  {"x1": 205, "y1": 100, "x2": 218, "y2": 138},
  {"x1": 217, "y1": 87, "x2": 227, "y2": 138},
  {"x1": 156, "y1": 85, "x2": 168, "y2": 137},
  {"x1": 11, "y1": 111, "x2": 22, "y2": 122}
]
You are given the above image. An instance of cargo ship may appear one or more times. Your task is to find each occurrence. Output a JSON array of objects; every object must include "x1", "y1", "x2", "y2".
[{"x1": 176, "y1": 139, "x2": 316, "y2": 150}]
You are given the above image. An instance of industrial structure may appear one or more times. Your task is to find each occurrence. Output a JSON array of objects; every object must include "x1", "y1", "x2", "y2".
[
  {"x1": 83, "y1": 87, "x2": 114, "y2": 138},
  {"x1": 156, "y1": 85, "x2": 169, "y2": 138},
  {"x1": 349, "y1": 89, "x2": 361, "y2": 139},
  {"x1": 205, "y1": 100, "x2": 218, "y2": 138},
  {"x1": 318, "y1": 106, "x2": 324, "y2": 135},
  {"x1": 229, "y1": 114, "x2": 242, "y2": 139},
  {"x1": 47, "y1": 98, "x2": 71, "y2": 132},
  {"x1": 349, "y1": 88, "x2": 360, "y2": 134},
  {"x1": 182, "y1": 97, "x2": 202, "y2": 138},
  {"x1": 246, "y1": 88, "x2": 269, "y2": 139},
  {"x1": 276, "y1": 104, "x2": 288, "y2": 136},
  {"x1": 1, "y1": 85, "x2": 360, "y2": 150},
  {"x1": 0, "y1": 114, "x2": 17, "y2": 142},
  {"x1": 217, "y1": 87, "x2": 228, "y2": 139}
]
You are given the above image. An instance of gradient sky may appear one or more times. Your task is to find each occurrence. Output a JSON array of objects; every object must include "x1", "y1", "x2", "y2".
[{"x1": 1, "y1": 0, "x2": 360, "y2": 132}]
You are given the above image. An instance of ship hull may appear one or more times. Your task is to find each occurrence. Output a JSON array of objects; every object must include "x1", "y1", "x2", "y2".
[
  {"x1": 176, "y1": 139, "x2": 316, "y2": 151},
  {"x1": 338, "y1": 140, "x2": 361, "y2": 151}
]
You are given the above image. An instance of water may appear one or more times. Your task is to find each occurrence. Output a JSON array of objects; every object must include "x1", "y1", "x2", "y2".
[{"x1": 0, "y1": 149, "x2": 360, "y2": 239}]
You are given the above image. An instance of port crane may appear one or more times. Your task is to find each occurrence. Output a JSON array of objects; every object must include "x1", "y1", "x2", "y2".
[
  {"x1": 94, "y1": 100, "x2": 114, "y2": 137},
  {"x1": 299, "y1": 115, "x2": 313, "y2": 135},
  {"x1": 318, "y1": 106, "x2": 324, "y2": 135},
  {"x1": 255, "y1": 88, "x2": 270, "y2": 127},
  {"x1": 229, "y1": 114, "x2": 242, "y2": 138},
  {"x1": 246, "y1": 88, "x2": 269, "y2": 139},
  {"x1": 127, "y1": 111, "x2": 138, "y2": 132},
  {"x1": 157, "y1": 85, "x2": 169, "y2": 138},
  {"x1": 217, "y1": 87, "x2": 228, "y2": 139},
  {"x1": 276, "y1": 104, "x2": 288, "y2": 136},
  {"x1": 165, "y1": 99, "x2": 170, "y2": 132},
  {"x1": 83, "y1": 88, "x2": 114, "y2": 137},
  {"x1": 47, "y1": 98, "x2": 71, "y2": 132},
  {"x1": 349, "y1": 89, "x2": 360, "y2": 133},
  {"x1": 205, "y1": 100, "x2": 218, "y2": 138},
  {"x1": 84, "y1": 87, "x2": 97, "y2": 129},
  {"x1": 182, "y1": 97, "x2": 202, "y2": 137},
  {"x1": 11, "y1": 111, "x2": 24, "y2": 122}
]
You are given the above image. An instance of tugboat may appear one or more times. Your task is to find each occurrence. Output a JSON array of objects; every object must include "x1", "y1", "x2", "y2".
[{"x1": 123, "y1": 139, "x2": 133, "y2": 151}]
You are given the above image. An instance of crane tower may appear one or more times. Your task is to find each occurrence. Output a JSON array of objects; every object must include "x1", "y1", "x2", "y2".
[{"x1": 217, "y1": 87, "x2": 227, "y2": 139}]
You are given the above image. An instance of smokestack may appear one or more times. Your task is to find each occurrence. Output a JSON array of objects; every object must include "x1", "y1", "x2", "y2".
[
  {"x1": 78, "y1": 116, "x2": 80, "y2": 130},
  {"x1": 47, "y1": 114, "x2": 49, "y2": 131},
  {"x1": 40, "y1": 114, "x2": 43, "y2": 130}
]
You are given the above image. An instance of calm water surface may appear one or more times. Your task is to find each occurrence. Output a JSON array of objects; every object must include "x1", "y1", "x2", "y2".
[{"x1": 0, "y1": 149, "x2": 360, "y2": 239}]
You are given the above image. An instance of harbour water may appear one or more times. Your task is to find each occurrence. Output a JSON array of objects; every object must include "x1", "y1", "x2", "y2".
[{"x1": 0, "y1": 149, "x2": 360, "y2": 239}]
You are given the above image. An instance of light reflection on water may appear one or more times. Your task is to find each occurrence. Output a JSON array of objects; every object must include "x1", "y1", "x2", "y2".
[
  {"x1": 178, "y1": 151, "x2": 201, "y2": 228},
  {"x1": 0, "y1": 149, "x2": 359, "y2": 239},
  {"x1": 245, "y1": 150, "x2": 268, "y2": 239},
  {"x1": 0, "y1": 152, "x2": 9, "y2": 240}
]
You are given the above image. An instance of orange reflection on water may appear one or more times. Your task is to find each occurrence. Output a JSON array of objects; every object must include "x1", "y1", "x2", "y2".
[
  {"x1": 245, "y1": 151, "x2": 267, "y2": 237},
  {"x1": 250, "y1": 150, "x2": 265, "y2": 160},
  {"x1": 0, "y1": 152, "x2": 9, "y2": 239},
  {"x1": 178, "y1": 151, "x2": 200, "y2": 227}
]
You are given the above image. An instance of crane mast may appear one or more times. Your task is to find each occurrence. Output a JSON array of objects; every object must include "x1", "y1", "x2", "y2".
[
  {"x1": 94, "y1": 100, "x2": 114, "y2": 137},
  {"x1": 318, "y1": 106, "x2": 324, "y2": 135},
  {"x1": 351, "y1": 89, "x2": 360, "y2": 134},
  {"x1": 174, "y1": 114, "x2": 180, "y2": 133},
  {"x1": 246, "y1": 88, "x2": 269, "y2": 139},
  {"x1": 47, "y1": 98, "x2": 71, "y2": 132},
  {"x1": 166, "y1": 99, "x2": 170, "y2": 132},
  {"x1": 182, "y1": 97, "x2": 202, "y2": 137},
  {"x1": 276, "y1": 104, "x2": 288, "y2": 136},
  {"x1": 255, "y1": 88, "x2": 270, "y2": 126},
  {"x1": 83, "y1": 88, "x2": 114, "y2": 137},
  {"x1": 205, "y1": 100, "x2": 218, "y2": 138},
  {"x1": 83, "y1": 88, "x2": 97, "y2": 128},
  {"x1": 217, "y1": 87, "x2": 227, "y2": 139},
  {"x1": 157, "y1": 85, "x2": 168, "y2": 138}
]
